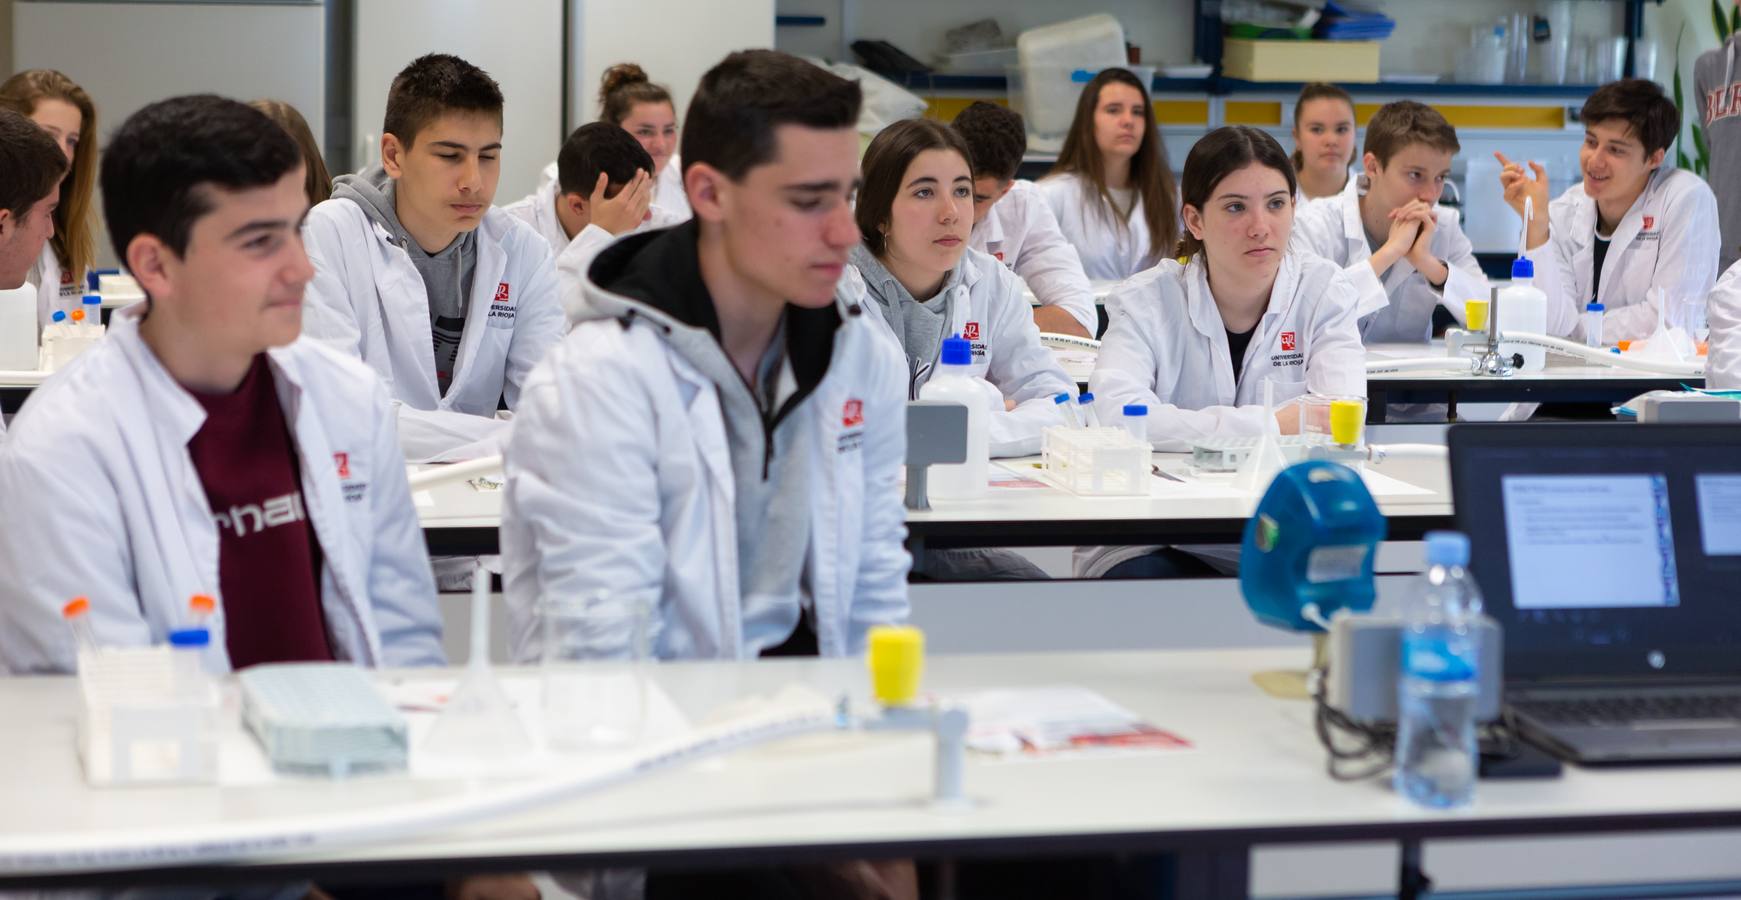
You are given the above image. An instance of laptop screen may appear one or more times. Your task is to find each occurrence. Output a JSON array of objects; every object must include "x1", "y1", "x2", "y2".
[{"x1": 1449, "y1": 424, "x2": 1741, "y2": 681}]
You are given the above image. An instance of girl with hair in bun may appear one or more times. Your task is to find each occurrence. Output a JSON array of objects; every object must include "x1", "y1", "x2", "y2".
[{"x1": 598, "y1": 62, "x2": 689, "y2": 219}]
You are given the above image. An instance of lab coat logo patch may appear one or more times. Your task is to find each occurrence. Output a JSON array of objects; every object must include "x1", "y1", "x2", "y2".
[
  {"x1": 963, "y1": 321, "x2": 980, "y2": 341},
  {"x1": 1280, "y1": 331, "x2": 1297, "y2": 352},
  {"x1": 334, "y1": 452, "x2": 350, "y2": 479},
  {"x1": 1643, "y1": 216, "x2": 1655, "y2": 231},
  {"x1": 838, "y1": 398, "x2": 866, "y2": 453},
  {"x1": 488, "y1": 282, "x2": 517, "y2": 328}
]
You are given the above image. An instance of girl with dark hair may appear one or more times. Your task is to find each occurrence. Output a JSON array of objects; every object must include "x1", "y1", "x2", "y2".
[
  {"x1": 0, "y1": 69, "x2": 98, "y2": 332},
  {"x1": 1037, "y1": 67, "x2": 1179, "y2": 280},
  {"x1": 598, "y1": 62, "x2": 689, "y2": 220},
  {"x1": 1291, "y1": 82, "x2": 1357, "y2": 201},
  {"x1": 1080, "y1": 126, "x2": 1365, "y2": 578},
  {"x1": 841, "y1": 118, "x2": 1075, "y2": 459}
]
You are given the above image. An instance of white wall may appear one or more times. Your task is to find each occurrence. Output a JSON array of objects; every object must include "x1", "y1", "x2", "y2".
[
  {"x1": 353, "y1": 0, "x2": 565, "y2": 206},
  {"x1": 570, "y1": 0, "x2": 774, "y2": 130}
]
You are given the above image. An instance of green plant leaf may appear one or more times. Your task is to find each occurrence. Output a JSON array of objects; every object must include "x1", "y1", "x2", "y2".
[
  {"x1": 1674, "y1": 54, "x2": 1687, "y2": 108},
  {"x1": 1732, "y1": 5, "x2": 1740, "y2": 39},
  {"x1": 1716, "y1": 0, "x2": 1732, "y2": 41},
  {"x1": 1680, "y1": 148, "x2": 1695, "y2": 170}
]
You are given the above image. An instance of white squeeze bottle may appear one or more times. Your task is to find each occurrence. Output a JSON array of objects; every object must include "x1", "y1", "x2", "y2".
[
  {"x1": 1497, "y1": 256, "x2": 1547, "y2": 371},
  {"x1": 918, "y1": 334, "x2": 989, "y2": 500}
]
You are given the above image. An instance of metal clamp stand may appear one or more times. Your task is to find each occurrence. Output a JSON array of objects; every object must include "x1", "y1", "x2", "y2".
[
  {"x1": 903, "y1": 400, "x2": 969, "y2": 512},
  {"x1": 1473, "y1": 285, "x2": 1519, "y2": 377}
]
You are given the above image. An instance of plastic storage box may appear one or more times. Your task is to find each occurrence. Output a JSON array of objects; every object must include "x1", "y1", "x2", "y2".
[
  {"x1": 1220, "y1": 39, "x2": 1380, "y2": 82},
  {"x1": 1014, "y1": 14, "x2": 1132, "y2": 150}
]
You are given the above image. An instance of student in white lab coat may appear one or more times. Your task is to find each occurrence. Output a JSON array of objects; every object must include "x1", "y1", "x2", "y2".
[
  {"x1": 1706, "y1": 258, "x2": 1741, "y2": 389},
  {"x1": 1038, "y1": 67, "x2": 1180, "y2": 281},
  {"x1": 1498, "y1": 78, "x2": 1720, "y2": 342},
  {"x1": 842, "y1": 117, "x2": 1077, "y2": 459},
  {"x1": 1, "y1": 70, "x2": 98, "y2": 330},
  {"x1": 598, "y1": 62, "x2": 692, "y2": 222},
  {"x1": 1291, "y1": 100, "x2": 1489, "y2": 344},
  {"x1": 1291, "y1": 82, "x2": 1357, "y2": 202},
  {"x1": 951, "y1": 100, "x2": 1097, "y2": 337},
  {"x1": 1085, "y1": 126, "x2": 1366, "y2": 578},
  {"x1": 301, "y1": 54, "x2": 565, "y2": 463},
  {"x1": 502, "y1": 50, "x2": 909, "y2": 668},
  {"x1": 0, "y1": 95, "x2": 443, "y2": 675},
  {"x1": 502, "y1": 121, "x2": 684, "y2": 327},
  {"x1": 0, "y1": 108, "x2": 63, "y2": 435}
]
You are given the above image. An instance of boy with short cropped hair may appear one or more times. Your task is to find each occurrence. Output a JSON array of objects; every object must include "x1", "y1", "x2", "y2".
[
  {"x1": 953, "y1": 101, "x2": 1097, "y2": 337},
  {"x1": 0, "y1": 95, "x2": 443, "y2": 674},
  {"x1": 502, "y1": 50, "x2": 909, "y2": 664},
  {"x1": 1499, "y1": 78, "x2": 1720, "y2": 342},
  {"x1": 502, "y1": 121, "x2": 684, "y2": 327},
  {"x1": 0, "y1": 107, "x2": 64, "y2": 294},
  {"x1": 302, "y1": 53, "x2": 565, "y2": 462},
  {"x1": 1291, "y1": 99, "x2": 1490, "y2": 343}
]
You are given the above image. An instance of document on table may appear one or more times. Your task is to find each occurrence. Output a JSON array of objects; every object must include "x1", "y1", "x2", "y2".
[
  {"x1": 1502, "y1": 474, "x2": 1680, "y2": 609},
  {"x1": 954, "y1": 686, "x2": 1193, "y2": 759}
]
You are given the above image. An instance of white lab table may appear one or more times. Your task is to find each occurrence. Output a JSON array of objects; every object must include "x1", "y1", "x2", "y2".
[
  {"x1": 4, "y1": 649, "x2": 1740, "y2": 896},
  {"x1": 1363, "y1": 342, "x2": 1700, "y2": 422}
]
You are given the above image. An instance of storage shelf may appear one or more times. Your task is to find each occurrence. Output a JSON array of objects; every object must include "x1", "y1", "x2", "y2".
[{"x1": 897, "y1": 72, "x2": 1596, "y2": 100}]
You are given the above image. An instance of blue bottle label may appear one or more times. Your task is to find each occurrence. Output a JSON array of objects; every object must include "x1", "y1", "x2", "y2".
[{"x1": 1403, "y1": 632, "x2": 1476, "y2": 683}]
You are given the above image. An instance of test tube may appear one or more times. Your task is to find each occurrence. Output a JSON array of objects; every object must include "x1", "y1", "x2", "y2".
[
  {"x1": 62, "y1": 597, "x2": 98, "y2": 657},
  {"x1": 1078, "y1": 391, "x2": 1099, "y2": 428},
  {"x1": 81, "y1": 294, "x2": 103, "y2": 333},
  {"x1": 1053, "y1": 392, "x2": 1081, "y2": 428},
  {"x1": 1121, "y1": 404, "x2": 1149, "y2": 445},
  {"x1": 187, "y1": 593, "x2": 216, "y2": 629}
]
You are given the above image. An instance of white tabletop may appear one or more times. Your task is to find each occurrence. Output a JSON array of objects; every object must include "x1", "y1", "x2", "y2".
[
  {"x1": 1364, "y1": 343, "x2": 1702, "y2": 384},
  {"x1": 4, "y1": 649, "x2": 1738, "y2": 888}
]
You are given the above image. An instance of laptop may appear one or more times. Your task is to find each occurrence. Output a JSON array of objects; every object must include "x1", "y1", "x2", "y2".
[{"x1": 1449, "y1": 423, "x2": 1741, "y2": 765}]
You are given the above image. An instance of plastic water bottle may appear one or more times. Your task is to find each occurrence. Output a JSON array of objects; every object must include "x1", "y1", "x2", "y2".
[
  {"x1": 1497, "y1": 258, "x2": 1548, "y2": 371},
  {"x1": 1582, "y1": 301, "x2": 1605, "y2": 348},
  {"x1": 1395, "y1": 531, "x2": 1484, "y2": 809},
  {"x1": 1121, "y1": 403, "x2": 1149, "y2": 445},
  {"x1": 918, "y1": 335, "x2": 989, "y2": 500}
]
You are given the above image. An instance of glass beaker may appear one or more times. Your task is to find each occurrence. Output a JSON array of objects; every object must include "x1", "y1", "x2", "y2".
[{"x1": 539, "y1": 592, "x2": 652, "y2": 750}]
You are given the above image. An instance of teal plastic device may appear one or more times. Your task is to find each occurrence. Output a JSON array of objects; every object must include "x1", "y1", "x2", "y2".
[{"x1": 1240, "y1": 461, "x2": 1387, "y2": 633}]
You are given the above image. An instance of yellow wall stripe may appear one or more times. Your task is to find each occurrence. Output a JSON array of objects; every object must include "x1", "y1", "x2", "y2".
[
  {"x1": 1354, "y1": 103, "x2": 1565, "y2": 130},
  {"x1": 1224, "y1": 100, "x2": 1282, "y2": 125},
  {"x1": 920, "y1": 97, "x2": 1563, "y2": 130}
]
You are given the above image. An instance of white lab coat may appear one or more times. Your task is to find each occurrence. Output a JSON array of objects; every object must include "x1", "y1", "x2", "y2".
[
  {"x1": 536, "y1": 156, "x2": 692, "y2": 225},
  {"x1": 502, "y1": 178, "x2": 687, "y2": 329},
  {"x1": 0, "y1": 306, "x2": 444, "y2": 675},
  {"x1": 972, "y1": 179, "x2": 1098, "y2": 335},
  {"x1": 1037, "y1": 172, "x2": 1159, "y2": 281},
  {"x1": 1289, "y1": 181, "x2": 1489, "y2": 343},
  {"x1": 1706, "y1": 258, "x2": 1741, "y2": 389},
  {"x1": 24, "y1": 242, "x2": 85, "y2": 333},
  {"x1": 1540, "y1": 167, "x2": 1720, "y2": 342},
  {"x1": 843, "y1": 247, "x2": 1078, "y2": 458},
  {"x1": 300, "y1": 200, "x2": 566, "y2": 463},
  {"x1": 500, "y1": 269, "x2": 910, "y2": 661},
  {"x1": 1089, "y1": 250, "x2": 1367, "y2": 451}
]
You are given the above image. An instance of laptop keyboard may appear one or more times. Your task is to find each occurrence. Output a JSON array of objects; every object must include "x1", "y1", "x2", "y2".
[{"x1": 1514, "y1": 693, "x2": 1741, "y2": 726}]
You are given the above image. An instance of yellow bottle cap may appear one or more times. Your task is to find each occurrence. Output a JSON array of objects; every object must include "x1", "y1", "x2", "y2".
[
  {"x1": 867, "y1": 625, "x2": 924, "y2": 706},
  {"x1": 1464, "y1": 299, "x2": 1489, "y2": 332},
  {"x1": 1329, "y1": 399, "x2": 1364, "y2": 446}
]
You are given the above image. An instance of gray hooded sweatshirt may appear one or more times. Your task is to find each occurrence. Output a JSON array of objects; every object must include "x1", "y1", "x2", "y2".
[
  {"x1": 847, "y1": 244, "x2": 964, "y2": 399},
  {"x1": 331, "y1": 165, "x2": 478, "y2": 396},
  {"x1": 1696, "y1": 34, "x2": 1741, "y2": 272}
]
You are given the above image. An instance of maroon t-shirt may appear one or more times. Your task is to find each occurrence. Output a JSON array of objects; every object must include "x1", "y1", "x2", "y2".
[{"x1": 186, "y1": 354, "x2": 334, "y2": 669}]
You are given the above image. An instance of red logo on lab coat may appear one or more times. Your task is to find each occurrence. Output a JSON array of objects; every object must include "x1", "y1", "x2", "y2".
[
  {"x1": 494, "y1": 282, "x2": 511, "y2": 302},
  {"x1": 1643, "y1": 216, "x2": 1655, "y2": 231},
  {"x1": 1280, "y1": 331, "x2": 1297, "y2": 352},
  {"x1": 843, "y1": 399, "x2": 864, "y2": 428},
  {"x1": 334, "y1": 453, "x2": 351, "y2": 479},
  {"x1": 994, "y1": 251, "x2": 1006, "y2": 262},
  {"x1": 963, "y1": 322, "x2": 981, "y2": 341}
]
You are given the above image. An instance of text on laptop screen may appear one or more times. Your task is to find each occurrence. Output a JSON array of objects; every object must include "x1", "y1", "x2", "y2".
[{"x1": 1501, "y1": 474, "x2": 1680, "y2": 610}]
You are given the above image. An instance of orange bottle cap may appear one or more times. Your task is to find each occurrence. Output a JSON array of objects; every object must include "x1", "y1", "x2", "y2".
[
  {"x1": 189, "y1": 594, "x2": 216, "y2": 614},
  {"x1": 1617, "y1": 340, "x2": 1632, "y2": 352},
  {"x1": 69, "y1": 309, "x2": 84, "y2": 322},
  {"x1": 62, "y1": 597, "x2": 90, "y2": 618}
]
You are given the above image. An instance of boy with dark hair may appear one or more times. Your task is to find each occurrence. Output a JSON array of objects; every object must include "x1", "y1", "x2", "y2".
[
  {"x1": 0, "y1": 107, "x2": 64, "y2": 292},
  {"x1": 503, "y1": 122, "x2": 684, "y2": 326},
  {"x1": 1292, "y1": 99, "x2": 1490, "y2": 343},
  {"x1": 1499, "y1": 78, "x2": 1719, "y2": 341},
  {"x1": 0, "y1": 95, "x2": 443, "y2": 674},
  {"x1": 952, "y1": 101, "x2": 1097, "y2": 337},
  {"x1": 502, "y1": 49, "x2": 909, "y2": 664},
  {"x1": 302, "y1": 53, "x2": 565, "y2": 462}
]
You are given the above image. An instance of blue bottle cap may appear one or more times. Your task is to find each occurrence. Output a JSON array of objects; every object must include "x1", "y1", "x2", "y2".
[
  {"x1": 1078, "y1": 391, "x2": 1095, "y2": 404},
  {"x1": 50, "y1": 310, "x2": 67, "y2": 322},
  {"x1": 1510, "y1": 257, "x2": 1534, "y2": 279},
  {"x1": 82, "y1": 293, "x2": 101, "y2": 304},
  {"x1": 1053, "y1": 392, "x2": 1071, "y2": 405},
  {"x1": 939, "y1": 334, "x2": 971, "y2": 366},
  {"x1": 1585, "y1": 301, "x2": 1604, "y2": 312},
  {"x1": 1424, "y1": 531, "x2": 1471, "y2": 567},
  {"x1": 168, "y1": 628, "x2": 211, "y2": 648},
  {"x1": 1122, "y1": 403, "x2": 1149, "y2": 416},
  {"x1": 85, "y1": 271, "x2": 99, "y2": 291}
]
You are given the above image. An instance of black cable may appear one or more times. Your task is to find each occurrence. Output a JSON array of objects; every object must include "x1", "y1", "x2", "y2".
[{"x1": 1308, "y1": 666, "x2": 1398, "y2": 781}]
